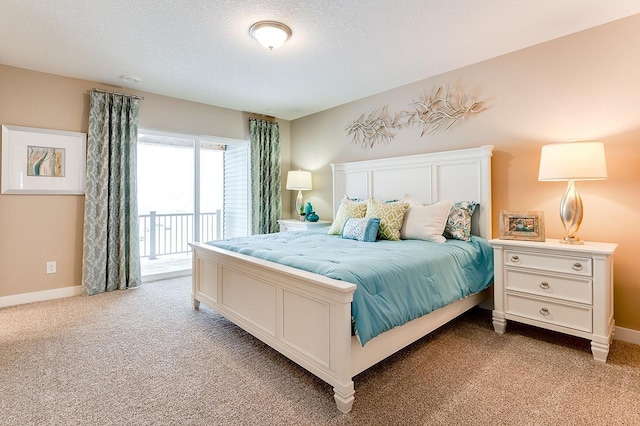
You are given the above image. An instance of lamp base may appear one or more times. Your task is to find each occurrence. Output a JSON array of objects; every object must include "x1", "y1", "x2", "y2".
[
  {"x1": 559, "y1": 179, "x2": 584, "y2": 244},
  {"x1": 295, "y1": 189, "x2": 304, "y2": 219},
  {"x1": 560, "y1": 236, "x2": 584, "y2": 245}
]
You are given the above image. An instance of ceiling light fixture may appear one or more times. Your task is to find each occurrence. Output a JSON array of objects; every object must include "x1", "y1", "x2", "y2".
[
  {"x1": 249, "y1": 21, "x2": 292, "y2": 50},
  {"x1": 120, "y1": 75, "x2": 141, "y2": 84}
]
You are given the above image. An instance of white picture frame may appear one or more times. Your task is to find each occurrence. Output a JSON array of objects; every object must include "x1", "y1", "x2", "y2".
[{"x1": 1, "y1": 125, "x2": 86, "y2": 195}]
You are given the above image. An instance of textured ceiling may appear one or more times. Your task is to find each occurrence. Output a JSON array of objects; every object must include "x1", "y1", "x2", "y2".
[{"x1": 1, "y1": 1, "x2": 639, "y2": 120}]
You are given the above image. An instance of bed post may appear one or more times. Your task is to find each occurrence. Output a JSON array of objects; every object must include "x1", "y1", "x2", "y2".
[
  {"x1": 334, "y1": 383, "x2": 355, "y2": 414},
  {"x1": 331, "y1": 299, "x2": 355, "y2": 413},
  {"x1": 192, "y1": 294, "x2": 201, "y2": 310},
  {"x1": 191, "y1": 249, "x2": 201, "y2": 310}
]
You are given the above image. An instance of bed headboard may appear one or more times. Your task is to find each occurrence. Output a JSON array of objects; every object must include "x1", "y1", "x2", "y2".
[{"x1": 331, "y1": 145, "x2": 493, "y2": 239}]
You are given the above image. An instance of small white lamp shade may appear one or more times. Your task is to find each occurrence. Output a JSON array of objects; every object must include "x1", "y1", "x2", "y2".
[
  {"x1": 286, "y1": 170, "x2": 312, "y2": 190},
  {"x1": 538, "y1": 142, "x2": 607, "y2": 181},
  {"x1": 286, "y1": 170, "x2": 312, "y2": 218},
  {"x1": 538, "y1": 141, "x2": 607, "y2": 244}
]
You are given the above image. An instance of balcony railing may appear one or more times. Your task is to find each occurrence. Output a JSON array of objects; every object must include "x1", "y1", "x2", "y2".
[{"x1": 139, "y1": 210, "x2": 221, "y2": 259}]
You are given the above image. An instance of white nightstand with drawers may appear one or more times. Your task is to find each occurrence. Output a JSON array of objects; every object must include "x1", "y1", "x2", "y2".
[
  {"x1": 489, "y1": 238, "x2": 617, "y2": 362},
  {"x1": 277, "y1": 219, "x2": 332, "y2": 233}
]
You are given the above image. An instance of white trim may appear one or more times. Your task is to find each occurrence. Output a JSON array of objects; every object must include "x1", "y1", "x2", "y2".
[
  {"x1": 614, "y1": 326, "x2": 640, "y2": 345},
  {"x1": 194, "y1": 137, "x2": 202, "y2": 241},
  {"x1": 138, "y1": 127, "x2": 248, "y2": 148},
  {"x1": 142, "y1": 269, "x2": 191, "y2": 283},
  {"x1": 0, "y1": 285, "x2": 83, "y2": 308}
]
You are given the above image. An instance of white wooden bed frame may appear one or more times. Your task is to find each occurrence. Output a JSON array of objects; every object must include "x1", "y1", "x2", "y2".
[{"x1": 190, "y1": 145, "x2": 493, "y2": 413}]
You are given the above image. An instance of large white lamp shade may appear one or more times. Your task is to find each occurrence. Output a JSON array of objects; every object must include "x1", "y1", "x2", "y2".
[{"x1": 538, "y1": 141, "x2": 607, "y2": 244}]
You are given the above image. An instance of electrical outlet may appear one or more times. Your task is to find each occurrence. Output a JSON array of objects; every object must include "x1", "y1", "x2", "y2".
[{"x1": 46, "y1": 261, "x2": 57, "y2": 274}]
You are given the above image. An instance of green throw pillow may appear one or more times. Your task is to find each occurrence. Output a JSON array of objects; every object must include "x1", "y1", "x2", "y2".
[
  {"x1": 365, "y1": 199, "x2": 409, "y2": 241},
  {"x1": 328, "y1": 198, "x2": 367, "y2": 235}
]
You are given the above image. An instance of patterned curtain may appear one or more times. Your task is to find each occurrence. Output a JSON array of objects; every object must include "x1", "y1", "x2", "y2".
[
  {"x1": 249, "y1": 118, "x2": 281, "y2": 234},
  {"x1": 82, "y1": 91, "x2": 141, "y2": 295}
]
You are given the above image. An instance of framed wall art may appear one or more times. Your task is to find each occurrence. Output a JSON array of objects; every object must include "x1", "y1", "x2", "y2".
[
  {"x1": 499, "y1": 210, "x2": 545, "y2": 242},
  {"x1": 1, "y1": 125, "x2": 86, "y2": 194}
]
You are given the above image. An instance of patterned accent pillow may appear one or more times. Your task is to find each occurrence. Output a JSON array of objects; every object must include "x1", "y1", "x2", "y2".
[
  {"x1": 365, "y1": 199, "x2": 409, "y2": 241},
  {"x1": 328, "y1": 197, "x2": 367, "y2": 235},
  {"x1": 341, "y1": 217, "x2": 381, "y2": 242},
  {"x1": 443, "y1": 201, "x2": 478, "y2": 241}
]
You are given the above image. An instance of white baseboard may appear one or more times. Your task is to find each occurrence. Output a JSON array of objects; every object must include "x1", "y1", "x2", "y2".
[
  {"x1": 0, "y1": 271, "x2": 191, "y2": 307},
  {"x1": 0, "y1": 285, "x2": 83, "y2": 308},
  {"x1": 142, "y1": 269, "x2": 191, "y2": 283},
  {"x1": 614, "y1": 326, "x2": 640, "y2": 345}
]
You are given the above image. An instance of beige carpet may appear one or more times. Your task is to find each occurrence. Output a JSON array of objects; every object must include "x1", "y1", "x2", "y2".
[{"x1": 1, "y1": 277, "x2": 639, "y2": 425}]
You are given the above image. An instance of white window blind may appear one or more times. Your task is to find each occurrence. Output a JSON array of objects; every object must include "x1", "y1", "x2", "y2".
[{"x1": 223, "y1": 144, "x2": 250, "y2": 238}]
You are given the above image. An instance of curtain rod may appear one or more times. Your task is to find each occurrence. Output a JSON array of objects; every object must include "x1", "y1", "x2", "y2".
[
  {"x1": 90, "y1": 88, "x2": 144, "y2": 100},
  {"x1": 247, "y1": 113, "x2": 276, "y2": 122}
]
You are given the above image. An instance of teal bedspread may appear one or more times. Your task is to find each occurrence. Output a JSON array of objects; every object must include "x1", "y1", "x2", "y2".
[{"x1": 206, "y1": 231, "x2": 494, "y2": 346}]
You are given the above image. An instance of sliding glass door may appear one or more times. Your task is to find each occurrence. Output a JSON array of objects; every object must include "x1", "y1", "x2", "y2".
[{"x1": 137, "y1": 129, "x2": 249, "y2": 279}]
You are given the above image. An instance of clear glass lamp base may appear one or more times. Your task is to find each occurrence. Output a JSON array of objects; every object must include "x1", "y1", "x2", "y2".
[
  {"x1": 560, "y1": 236, "x2": 584, "y2": 245},
  {"x1": 559, "y1": 179, "x2": 584, "y2": 245},
  {"x1": 295, "y1": 190, "x2": 305, "y2": 220}
]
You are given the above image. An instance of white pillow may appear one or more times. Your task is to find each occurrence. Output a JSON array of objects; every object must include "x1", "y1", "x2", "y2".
[{"x1": 400, "y1": 199, "x2": 453, "y2": 243}]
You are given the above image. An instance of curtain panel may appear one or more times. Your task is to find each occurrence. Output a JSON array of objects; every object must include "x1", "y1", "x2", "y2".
[
  {"x1": 82, "y1": 91, "x2": 141, "y2": 295},
  {"x1": 249, "y1": 118, "x2": 281, "y2": 234}
]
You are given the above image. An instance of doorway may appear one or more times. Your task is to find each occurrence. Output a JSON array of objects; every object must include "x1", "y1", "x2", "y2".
[{"x1": 137, "y1": 129, "x2": 249, "y2": 281}]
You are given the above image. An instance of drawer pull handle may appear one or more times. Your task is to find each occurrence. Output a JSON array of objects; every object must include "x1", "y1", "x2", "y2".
[
  {"x1": 540, "y1": 281, "x2": 550, "y2": 289},
  {"x1": 510, "y1": 255, "x2": 520, "y2": 262},
  {"x1": 539, "y1": 307, "x2": 550, "y2": 316},
  {"x1": 572, "y1": 263, "x2": 583, "y2": 271}
]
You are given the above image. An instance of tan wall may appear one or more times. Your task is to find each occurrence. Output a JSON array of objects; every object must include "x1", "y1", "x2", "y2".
[
  {"x1": 0, "y1": 64, "x2": 290, "y2": 297},
  {"x1": 290, "y1": 16, "x2": 640, "y2": 331}
]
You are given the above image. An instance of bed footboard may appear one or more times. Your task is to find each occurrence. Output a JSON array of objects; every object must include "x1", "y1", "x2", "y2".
[{"x1": 190, "y1": 242, "x2": 357, "y2": 413}]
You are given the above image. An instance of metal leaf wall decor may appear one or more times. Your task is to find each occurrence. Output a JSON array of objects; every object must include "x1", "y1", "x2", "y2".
[
  {"x1": 345, "y1": 84, "x2": 486, "y2": 148},
  {"x1": 344, "y1": 106, "x2": 404, "y2": 149}
]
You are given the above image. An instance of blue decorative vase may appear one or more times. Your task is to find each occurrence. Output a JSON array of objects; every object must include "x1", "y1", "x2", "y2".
[
  {"x1": 307, "y1": 212, "x2": 319, "y2": 222},
  {"x1": 304, "y1": 201, "x2": 314, "y2": 217}
]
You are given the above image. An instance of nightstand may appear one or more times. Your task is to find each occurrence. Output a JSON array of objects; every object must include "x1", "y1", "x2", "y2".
[
  {"x1": 277, "y1": 219, "x2": 332, "y2": 233},
  {"x1": 489, "y1": 238, "x2": 617, "y2": 362}
]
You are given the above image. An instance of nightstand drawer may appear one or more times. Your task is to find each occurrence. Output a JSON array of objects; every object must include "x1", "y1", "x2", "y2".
[
  {"x1": 505, "y1": 293, "x2": 592, "y2": 333},
  {"x1": 280, "y1": 222, "x2": 304, "y2": 232},
  {"x1": 278, "y1": 219, "x2": 331, "y2": 233},
  {"x1": 504, "y1": 249, "x2": 592, "y2": 277},
  {"x1": 505, "y1": 269, "x2": 592, "y2": 304}
]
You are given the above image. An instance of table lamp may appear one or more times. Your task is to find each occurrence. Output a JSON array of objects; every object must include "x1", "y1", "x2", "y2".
[
  {"x1": 538, "y1": 141, "x2": 607, "y2": 244},
  {"x1": 286, "y1": 170, "x2": 312, "y2": 219}
]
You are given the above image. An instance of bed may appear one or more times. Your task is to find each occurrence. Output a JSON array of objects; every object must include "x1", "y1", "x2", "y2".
[{"x1": 189, "y1": 145, "x2": 494, "y2": 413}]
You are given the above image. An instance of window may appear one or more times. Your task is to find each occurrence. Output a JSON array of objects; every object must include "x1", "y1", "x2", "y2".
[{"x1": 137, "y1": 129, "x2": 249, "y2": 279}]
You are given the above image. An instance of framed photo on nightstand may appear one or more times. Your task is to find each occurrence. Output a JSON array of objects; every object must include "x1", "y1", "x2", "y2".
[{"x1": 499, "y1": 210, "x2": 545, "y2": 242}]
